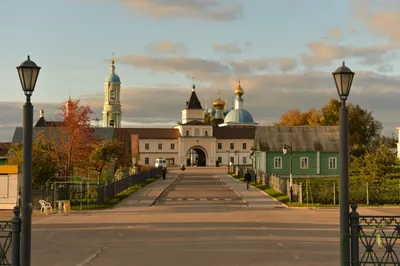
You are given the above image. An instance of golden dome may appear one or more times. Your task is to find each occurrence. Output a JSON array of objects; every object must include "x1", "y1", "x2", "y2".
[
  {"x1": 212, "y1": 95, "x2": 225, "y2": 110},
  {"x1": 234, "y1": 80, "x2": 244, "y2": 96}
]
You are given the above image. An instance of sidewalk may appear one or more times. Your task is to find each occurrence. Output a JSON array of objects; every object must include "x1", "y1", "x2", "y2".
[
  {"x1": 215, "y1": 173, "x2": 286, "y2": 208},
  {"x1": 112, "y1": 170, "x2": 181, "y2": 209}
]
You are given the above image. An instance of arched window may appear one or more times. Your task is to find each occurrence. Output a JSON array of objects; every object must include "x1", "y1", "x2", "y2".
[
  {"x1": 186, "y1": 130, "x2": 189, "y2": 136},
  {"x1": 205, "y1": 131, "x2": 208, "y2": 136}
]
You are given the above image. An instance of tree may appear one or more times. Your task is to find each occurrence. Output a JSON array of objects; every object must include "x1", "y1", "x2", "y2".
[
  {"x1": 277, "y1": 109, "x2": 307, "y2": 126},
  {"x1": 7, "y1": 132, "x2": 58, "y2": 185},
  {"x1": 55, "y1": 98, "x2": 98, "y2": 179},
  {"x1": 350, "y1": 145, "x2": 397, "y2": 201},
  {"x1": 276, "y1": 98, "x2": 383, "y2": 152},
  {"x1": 90, "y1": 139, "x2": 122, "y2": 184}
]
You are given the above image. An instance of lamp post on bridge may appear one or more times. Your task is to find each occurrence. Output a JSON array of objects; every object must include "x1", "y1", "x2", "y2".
[
  {"x1": 282, "y1": 143, "x2": 293, "y2": 202},
  {"x1": 17, "y1": 55, "x2": 41, "y2": 266},
  {"x1": 332, "y1": 61, "x2": 355, "y2": 266}
]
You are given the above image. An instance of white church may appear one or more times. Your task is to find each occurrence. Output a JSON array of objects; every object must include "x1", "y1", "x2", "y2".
[{"x1": 100, "y1": 59, "x2": 258, "y2": 167}]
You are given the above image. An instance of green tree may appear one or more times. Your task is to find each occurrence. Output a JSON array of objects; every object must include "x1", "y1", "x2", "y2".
[
  {"x1": 204, "y1": 113, "x2": 216, "y2": 126},
  {"x1": 350, "y1": 145, "x2": 397, "y2": 201},
  {"x1": 7, "y1": 132, "x2": 58, "y2": 185},
  {"x1": 90, "y1": 139, "x2": 122, "y2": 184}
]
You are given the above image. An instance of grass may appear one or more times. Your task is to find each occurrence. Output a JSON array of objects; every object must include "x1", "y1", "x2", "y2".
[
  {"x1": 230, "y1": 173, "x2": 325, "y2": 207},
  {"x1": 70, "y1": 174, "x2": 161, "y2": 211}
]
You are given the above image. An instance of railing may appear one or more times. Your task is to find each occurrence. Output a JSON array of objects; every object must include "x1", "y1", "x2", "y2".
[
  {"x1": 97, "y1": 168, "x2": 160, "y2": 204},
  {"x1": 0, "y1": 207, "x2": 21, "y2": 266},
  {"x1": 350, "y1": 203, "x2": 400, "y2": 265}
]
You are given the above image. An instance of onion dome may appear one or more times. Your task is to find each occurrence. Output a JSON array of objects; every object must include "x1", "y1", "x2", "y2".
[
  {"x1": 212, "y1": 94, "x2": 225, "y2": 110},
  {"x1": 234, "y1": 80, "x2": 244, "y2": 96},
  {"x1": 105, "y1": 59, "x2": 121, "y2": 83}
]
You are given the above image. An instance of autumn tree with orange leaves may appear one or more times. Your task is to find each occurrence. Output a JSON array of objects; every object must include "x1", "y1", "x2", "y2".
[
  {"x1": 54, "y1": 98, "x2": 99, "y2": 178},
  {"x1": 276, "y1": 98, "x2": 382, "y2": 155}
]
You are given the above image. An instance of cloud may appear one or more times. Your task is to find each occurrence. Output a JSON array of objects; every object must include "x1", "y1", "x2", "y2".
[
  {"x1": 351, "y1": 0, "x2": 400, "y2": 42},
  {"x1": 120, "y1": 0, "x2": 243, "y2": 21},
  {"x1": 116, "y1": 55, "x2": 298, "y2": 84},
  {"x1": 145, "y1": 40, "x2": 188, "y2": 56},
  {"x1": 212, "y1": 42, "x2": 251, "y2": 54},
  {"x1": 301, "y1": 42, "x2": 400, "y2": 68},
  {"x1": 323, "y1": 27, "x2": 342, "y2": 40}
]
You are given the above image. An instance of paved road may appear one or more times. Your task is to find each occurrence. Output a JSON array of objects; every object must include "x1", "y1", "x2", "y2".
[
  {"x1": 155, "y1": 171, "x2": 245, "y2": 205},
  {"x1": 3, "y1": 168, "x2": 399, "y2": 266}
]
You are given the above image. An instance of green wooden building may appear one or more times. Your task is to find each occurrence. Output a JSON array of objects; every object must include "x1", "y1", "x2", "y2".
[{"x1": 254, "y1": 126, "x2": 340, "y2": 177}]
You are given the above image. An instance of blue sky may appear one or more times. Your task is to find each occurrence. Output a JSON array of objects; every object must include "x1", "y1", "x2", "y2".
[{"x1": 1, "y1": 0, "x2": 400, "y2": 141}]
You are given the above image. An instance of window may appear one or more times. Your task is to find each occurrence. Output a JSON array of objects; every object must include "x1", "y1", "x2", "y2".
[
  {"x1": 158, "y1": 143, "x2": 162, "y2": 150},
  {"x1": 205, "y1": 131, "x2": 208, "y2": 136},
  {"x1": 194, "y1": 128, "x2": 200, "y2": 136},
  {"x1": 230, "y1": 143, "x2": 234, "y2": 149},
  {"x1": 329, "y1": 157, "x2": 337, "y2": 169},
  {"x1": 300, "y1": 157, "x2": 309, "y2": 169},
  {"x1": 145, "y1": 157, "x2": 149, "y2": 165},
  {"x1": 218, "y1": 157, "x2": 222, "y2": 163},
  {"x1": 217, "y1": 143, "x2": 222, "y2": 150},
  {"x1": 145, "y1": 143, "x2": 149, "y2": 150},
  {"x1": 242, "y1": 157, "x2": 247, "y2": 164},
  {"x1": 274, "y1": 157, "x2": 282, "y2": 169},
  {"x1": 186, "y1": 130, "x2": 189, "y2": 136},
  {"x1": 230, "y1": 157, "x2": 234, "y2": 163},
  {"x1": 242, "y1": 143, "x2": 247, "y2": 150},
  {"x1": 170, "y1": 143, "x2": 175, "y2": 150}
]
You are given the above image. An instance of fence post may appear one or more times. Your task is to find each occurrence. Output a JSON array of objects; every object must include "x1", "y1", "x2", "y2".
[
  {"x1": 333, "y1": 182, "x2": 336, "y2": 205},
  {"x1": 299, "y1": 183, "x2": 303, "y2": 203},
  {"x1": 11, "y1": 205, "x2": 21, "y2": 266},
  {"x1": 350, "y1": 202, "x2": 360, "y2": 265},
  {"x1": 366, "y1": 182, "x2": 369, "y2": 205}
]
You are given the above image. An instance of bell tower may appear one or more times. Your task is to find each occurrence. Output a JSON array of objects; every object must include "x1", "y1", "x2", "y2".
[{"x1": 102, "y1": 57, "x2": 122, "y2": 128}]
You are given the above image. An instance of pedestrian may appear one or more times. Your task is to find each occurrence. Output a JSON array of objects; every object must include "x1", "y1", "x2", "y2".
[
  {"x1": 162, "y1": 167, "x2": 167, "y2": 180},
  {"x1": 244, "y1": 169, "x2": 251, "y2": 190}
]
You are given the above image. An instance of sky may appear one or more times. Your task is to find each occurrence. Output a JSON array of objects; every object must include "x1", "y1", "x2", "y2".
[{"x1": 1, "y1": 0, "x2": 400, "y2": 141}]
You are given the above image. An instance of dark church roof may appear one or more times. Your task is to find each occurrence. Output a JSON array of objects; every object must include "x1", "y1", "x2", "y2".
[
  {"x1": 183, "y1": 120, "x2": 207, "y2": 125},
  {"x1": 35, "y1": 117, "x2": 63, "y2": 127},
  {"x1": 185, "y1": 84, "x2": 203, "y2": 109},
  {"x1": 213, "y1": 126, "x2": 256, "y2": 139},
  {"x1": 255, "y1": 126, "x2": 340, "y2": 152}
]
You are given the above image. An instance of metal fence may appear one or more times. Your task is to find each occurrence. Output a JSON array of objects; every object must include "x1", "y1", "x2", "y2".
[
  {"x1": 0, "y1": 207, "x2": 21, "y2": 266},
  {"x1": 349, "y1": 203, "x2": 400, "y2": 265},
  {"x1": 97, "y1": 168, "x2": 160, "y2": 205},
  {"x1": 257, "y1": 172, "x2": 303, "y2": 203}
]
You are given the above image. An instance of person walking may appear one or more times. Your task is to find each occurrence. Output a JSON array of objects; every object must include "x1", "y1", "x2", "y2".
[
  {"x1": 244, "y1": 169, "x2": 251, "y2": 190},
  {"x1": 162, "y1": 167, "x2": 167, "y2": 180}
]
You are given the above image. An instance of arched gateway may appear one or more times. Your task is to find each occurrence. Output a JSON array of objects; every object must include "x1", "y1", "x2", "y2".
[{"x1": 186, "y1": 146, "x2": 207, "y2": 166}]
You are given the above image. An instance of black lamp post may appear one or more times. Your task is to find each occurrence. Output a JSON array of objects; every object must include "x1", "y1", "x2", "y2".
[
  {"x1": 282, "y1": 143, "x2": 293, "y2": 202},
  {"x1": 332, "y1": 61, "x2": 355, "y2": 266},
  {"x1": 17, "y1": 55, "x2": 41, "y2": 266}
]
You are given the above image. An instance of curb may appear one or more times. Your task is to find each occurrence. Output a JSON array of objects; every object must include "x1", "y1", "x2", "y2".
[
  {"x1": 150, "y1": 173, "x2": 181, "y2": 207},
  {"x1": 228, "y1": 174, "x2": 288, "y2": 208}
]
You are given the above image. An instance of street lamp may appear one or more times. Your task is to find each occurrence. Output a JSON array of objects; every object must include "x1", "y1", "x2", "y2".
[
  {"x1": 17, "y1": 55, "x2": 41, "y2": 266},
  {"x1": 282, "y1": 143, "x2": 293, "y2": 202},
  {"x1": 234, "y1": 149, "x2": 239, "y2": 174},
  {"x1": 250, "y1": 146, "x2": 256, "y2": 184},
  {"x1": 225, "y1": 150, "x2": 231, "y2": 173},
  {"x1": 332, "y1": 61, "x2": 355, "y2": 266}
]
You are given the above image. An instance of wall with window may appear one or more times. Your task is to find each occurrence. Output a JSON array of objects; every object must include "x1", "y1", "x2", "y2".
[
  {"x1": 265, "y1": 151, "x2": 339, "y2": 176},
  {"x1": 138, "y1": 139, "x2": 179, "y2": 166},
  {"x1": 320, "y1": 152, "x2": 339, "y2": 175}
]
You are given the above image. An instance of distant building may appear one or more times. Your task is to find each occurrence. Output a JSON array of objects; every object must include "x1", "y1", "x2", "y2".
[{"x1": 254, "y1": 126, "x2": 340, "y2": 177}]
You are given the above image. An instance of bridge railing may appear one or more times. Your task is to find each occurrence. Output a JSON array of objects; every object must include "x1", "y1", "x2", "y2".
[
  {"x1": 0, "y1": 206, "x2": 21, "y2": 266},
  {"x1": 350, "y1": 203, "x2": 400, "y2": 265}
]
